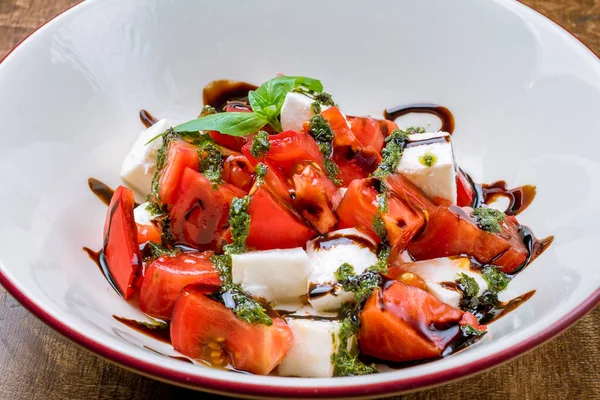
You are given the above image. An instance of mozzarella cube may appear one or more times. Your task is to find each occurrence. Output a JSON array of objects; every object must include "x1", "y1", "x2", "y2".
[
  {"x1": 307, "y1": 228, "x2": 378, "y2": 311},
  {"x1": 133, "y1": 202, "x2": 155, "y2": 226},
  {"x1": 280, "y1": 92, "x2": 332, "y2": 132},
  {"x1": 278, "y1": 316, "x2": 348, "y2": 377},
  {"x1": 396, "y1": 131, "x2": 457, "y2": 204},
  {"x1": 399, "y1": 257, "x2": 488, "y2": 308},
  {"x1": 120, "y1": 119, "x2": 171, "y2": 195},
  {"x1": 231, "y1": 248, "x2": 310, "y2": 308}
]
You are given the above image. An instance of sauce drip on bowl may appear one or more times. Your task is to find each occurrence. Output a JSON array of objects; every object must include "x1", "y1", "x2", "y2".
[
  {"x1": 384, "y1": 103, "x2": 455, "y2": 134},
  {"x1": 203, "y1": 80, "x2": 258, "y2": 111},
  {"x1": 139, "y1": 109, "x2": 159, "y2": 128},
  {"x1": 113, "y1": 316, "x2": 171, "y2": 344},
  {"x1": 87, "y1": 178, "x2": 114, "y2": 206}
]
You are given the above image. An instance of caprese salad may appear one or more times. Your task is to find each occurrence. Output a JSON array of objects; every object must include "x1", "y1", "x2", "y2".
[{"x1": 91, "y1": 75, "x2": 551, "y2": 377}]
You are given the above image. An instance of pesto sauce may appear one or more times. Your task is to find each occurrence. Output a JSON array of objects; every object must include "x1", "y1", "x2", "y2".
[
  {"x1": 419, "y1": 152, "x2": 437, "y2": 167},
  {"x1": 254, "y1": 162, "x2": 268, "y2": 184},
  {"x1": 308, "y1": 114, "x2": 342, "y2": 185},
  {"x1": 482, "y1": 265, "x2": 510, "y2": 294},
  {"x1": 334, "y1": 263, "x2": 356, "y2": 282},
  {"x1": 372, "y1": 126, "x2": 425, "y2": 177},
  {"x1": 250, "y1": 130, "x2": 271, "y2": 159},
  {"x1": 456, "y1": 273, "x2": 480, "y2": 299},
  {"x1": 197, "y1": 140, "x2": 224, "y2": 188},
  {"x1": 224, "y1": 196, "x2": 251, "y2": 254},
  {"x1": 472, "y1": 207, "x2": 506, "y2": 234}
]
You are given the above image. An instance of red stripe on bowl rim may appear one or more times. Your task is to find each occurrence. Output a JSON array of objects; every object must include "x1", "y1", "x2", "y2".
[{"x1": 1, "y1": 1, "x2": 599, "y2": 397}]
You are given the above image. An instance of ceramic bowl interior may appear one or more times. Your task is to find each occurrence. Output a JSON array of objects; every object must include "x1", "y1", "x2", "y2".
[{"x1": 1, "y1": 0, "x2": 599, "y2": 398}]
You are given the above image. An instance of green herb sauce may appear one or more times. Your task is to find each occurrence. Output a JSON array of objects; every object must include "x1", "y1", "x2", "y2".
[
  {"x1": 472, "y1": 207, "x2": 506, "y2": 234},
  {"x1": 482, "y1": 265, "x2": 511, "y2": 294},
  {"x1": 250, "y1": 130, "x2": 271, "y2": 159},
  {"x1": 419, "y1": 152, "x2": 437, "y2": 167},
  {"x1": 456, "y1": 273, "x2": 480, "y2": 299},
  {"x1": 308, "y1": 114, "x2": 342, "y2": 185}
]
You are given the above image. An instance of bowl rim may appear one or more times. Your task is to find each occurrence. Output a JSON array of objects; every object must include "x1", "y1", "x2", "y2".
[{"x1": 1, "y1": 0, "x2": 599, "y2": 398}]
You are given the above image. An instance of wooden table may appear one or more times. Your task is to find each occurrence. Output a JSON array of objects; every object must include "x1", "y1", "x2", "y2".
[{"x1": 1, "y1": 1, "x2": 599, "y2": 399}]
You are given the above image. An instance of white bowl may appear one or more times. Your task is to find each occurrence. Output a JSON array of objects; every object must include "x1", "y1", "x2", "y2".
[{"x1": 1, "y1": 0, "x2": 599, "y2": 398}]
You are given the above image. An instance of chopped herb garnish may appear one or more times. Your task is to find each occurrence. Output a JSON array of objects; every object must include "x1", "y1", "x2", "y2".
[
  {"x1": 472, "y1": 207, "x2": 506, "y2": 234},
  {"x1": 456, "y1": 273, "x2": 480, "y2": 299},
  {"x1": 254, "y1": 162, "x2": 268, "y2": 184},
  {"x1": 371, "y1": 182, "x2": 389, "y2": 241},
  {"x1": 460, "y1": 324, "x2": 486, "y2": 337},
  {"x1": 338, "y1": 271, "x2": 382, "y2": 304},
  {"x1": 308, "y1": 114, "x2": 342, "y2": 185},
  {"x1": 372, "y1": 128, "x2": 410, "y2": 177},
  {"x1": 211, "y1": 254, "x2": 232, "y2": 282},
  {"x1": 145, "y1": 242, "x2": 179, "y2": 259},
  {"x1": 482, "y1": 266, "x2": 511, "y2": 294},
  {"x1": 219, "y1": 283, "x2": 273, "y2": 326},
  {"x1": 198, "y1": 140, "x2": 223, "y2": 187},
  {"x1": 314, "y1": 91, "x2": 336, "y2": 106},
  {"x1": 311, "y1": 101, "x2": 322, "y2": 114},
  {"x1": 331, "y1": 303, "x2": 377, "y2": 376},
  {"x1": 334, "y1": 263, "x2": 356, "y2": 282},
  {"x1": 250, "y1": 130, "x2": 271, "y2": 159},
  {"x1": 371, "y1": 245, "x2": 391, "y2": 274},
  {"x1": 407, "y1": 126, "x2": 426, "y2": 134},
  {"x1": 200, "y1": 105, "x2": 217, "y2": 117},
  {"x1": 223, "y1": 196, "x2": 251, "y2": 255},
  {"x1": 419, "y1": 152, "x2": 437, "y2": 167}
]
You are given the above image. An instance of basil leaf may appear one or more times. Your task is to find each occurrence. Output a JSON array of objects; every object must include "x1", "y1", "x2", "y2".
[
  {"x1": 249, "y1": 75, "x2": 324, "y2": 123},
  {"x1": 173, "y1": 112, "x2": 268, "y2": 137}
]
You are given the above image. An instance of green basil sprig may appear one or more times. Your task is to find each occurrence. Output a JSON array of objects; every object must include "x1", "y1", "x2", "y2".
[{"x1": 173, "y1": 76, "x2": 323, "y2": 137}]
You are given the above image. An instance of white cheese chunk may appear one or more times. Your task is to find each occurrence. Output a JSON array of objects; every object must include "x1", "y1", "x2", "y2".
[
  {"x1": 278, "y1": 316, "x2": 348, "y2": 377},
  {"x1": 231, "y1": 248, "x2": 310, "y2": 308},
  {"x1": 396, "y1": 131, "x2": 457, "y2": 204},
  {"x1": 280, "y1": 92, "x2": 332, "y2": 132},
  {"x1": 133, "y1": 202, "x2": 155, "y2": 226},
  {"x1": 307, "y1": 228, "x2": 378, "y2": 311},
  {"x1": 120, "y1": 119, "x2": 171, "y2": 195},
  {"x1": 399, "y1": 257, "x2": 488, "y2": 308}
]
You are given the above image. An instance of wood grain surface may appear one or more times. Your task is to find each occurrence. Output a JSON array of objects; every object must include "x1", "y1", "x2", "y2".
[{"x1": 1, "y1": 1, "x2": 599, "y2": 399}]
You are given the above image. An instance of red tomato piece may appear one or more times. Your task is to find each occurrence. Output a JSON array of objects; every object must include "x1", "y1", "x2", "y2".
[
  {"x1": 223, "y1": 154, "x2": 255, "y2": 193},
  {"x1": 332, "y1": 147, "x2": 381, "y2": 186},
  {"x1": 460, "y1": 311, "x2": 487, "y2": 332},
  {"x1": 336, "y1": 178, "x2": 425, "y2": 250},
  {"x1": 348, "y1": 117, "x2": 387, "y2": 153},
  {"x1": 170, "y1": 167, "x2": 246, "y2": 251},
  {"x1": 358, "y1": 282, "x2": 464, "y2": 362},
  {"x1": 139, "y1": 251, "x2": 221, "y2": 320},
  {"x1": 407, "y1": 207, "x2": 528, "y2": 273},
  {"x1": 170, "y1": 286, "x2": 293, "y2": 375},
  {"x1": 321, "y1": 107, "x2": 356, "y2": 148},
  {"x1": 292, "y1": 165, "x2": 341, "y2": 234},
  {"x1": 457, "y1": 170, "x2": 475, "y2": 207},
  {"x1": 102, "y1": 186, "x2": 142, "y2": 300},
  {"x1": 246, "y1": 185, "x2": 317, "y2": 250},
  {"x1": 136, "y1": 223, "x2": 161, "y2": 245},
  {"x1": 158, "y1": 140, "x2": 200, "y2": 205}
]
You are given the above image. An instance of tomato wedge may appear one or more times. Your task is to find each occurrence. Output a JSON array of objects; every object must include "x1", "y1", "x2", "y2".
[
  {"x1": 336, "y1": 178, "x2": 425, "y2": 249},
  {"x1": 457, "y1": 170, "x2": 475, "y2": 207},
  {"x1": 139, "y1": 251, "x2": 221, "y2": 320},
  {"x1": 407, "y1": 207, "x2": 528, "y2": 273},
  {"x1": 102, "y1": 186, "x2": 142, "y2": 300},
  {"x1": 170, "y1": 286, "x2": 293, "y2": 375},
  {"x1": 158, "y1": 140, "x2": 200, "y2": 205},
  {"x1": 347, "y1": 116, "x2": 398, "y2": 154},
  {"x1": 358, "y1": 282, "x2": 465, "y2": 362},
  {"x1": 170, "y1": 167, "x2": 246, "y2": 251},
  {"x1": 246, "y1": 185, "x2": 317, "y2": 250},
  {"x1": 223, "y1": 154, "x2": 255, "y2": 193},
  {"x1": 321, "y1": 107, "x2": 382, "y2": 185},
  {"x1": 292, "y1": 164, "x2": 341, "y2": 233}
]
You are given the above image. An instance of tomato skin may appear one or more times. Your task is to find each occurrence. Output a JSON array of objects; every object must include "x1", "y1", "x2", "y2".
[
  {"x1": 336, "y1": 178, "x2": 425, "y2": 250},
  {"x1": 170, "y1": 286, "x2": 293, "y2": 375},
  {"x1": 139, "y1": 251, "x2": 221, "y2": 320},
  {"x1": 347, "y1": 116, "x2": 395, "y2": 154},
  {"x1": 246, "y1": 185, "x2": 317, "y2": 250},
  {"x1": 223, "y1": 154, "x2": 254, "y2": 193},
  {"x1": 159, "y1": 140, "x2": 200, "y2": 205},
  {"x1": 136, "y1": 223, "x2": 162, "y2": 244},
  {"x1": 321, "y1": 107, "x2": 382, "y2": 185},
  {"x1": 358, "y1": 282, "x2": 464, "y2": 362},
  {"x1": 457, "y1": 170, "x2": 475, "y2": 207},
  {"x1": 407, "y1": 207, "x2": 527, "y2": 273},
  {"x1": 102, "y1": 186, "x2": 142, "y2": 300},
  {"x1": 170, "y1": 167, "x2": 246, "y2": 251},
  {"x1": 292, "y1": 165, "x2": 340, "y2": 234}
]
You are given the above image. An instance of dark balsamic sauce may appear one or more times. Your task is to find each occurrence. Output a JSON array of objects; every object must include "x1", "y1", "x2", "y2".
[
  {"x1": 143, "y1": 346, "x2": 194, "y2": 364},
  {"x1": 88, "y1": 178, "x2": 114, "y2": 206},
  {"x1": 82, "y1": 247, "x2": 121, "y2": 297},
  {"x1": 313, "y1": 233, "x2": 377, "y2": 253},
  {"x1": 308, "y1": 283, "x2": 335, "y2": 299},
  {"x1": 384, "y1": 103, "x2": 455, "y2": 134},
  {"x1": 490, "y1": 290, "x2": 536, "y2": 322},
  {"x1": 139, "y1": 109, "x2": 159, "y2": 128},
  {"x1": 113, "y1": 316, "x2": 171, "y2": 343},
  {"x1": 404, "y1": 134, "x2": 450, "y2": 148},
  {"x1": 202, "y1": 80, "x2": 258, "y2": 111}
]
